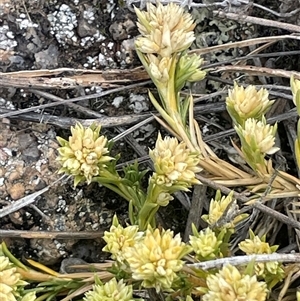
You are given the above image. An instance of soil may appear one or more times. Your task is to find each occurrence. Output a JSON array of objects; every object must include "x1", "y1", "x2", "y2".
[{"x1": 0, "y1": 0, "x2": 300, "y2": 273}]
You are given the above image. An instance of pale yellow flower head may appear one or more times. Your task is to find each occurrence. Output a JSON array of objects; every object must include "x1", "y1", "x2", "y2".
[
  {"x1": 189, "y1": 227, "x2": 221, "y2": 260},
  {"x1": 147, "y1": 54, "x2": 172, "y2": 83},
  {"x1": 57, "y1": 123, "x2": 113, "y2": 186},
  {"x1": 149, "y1": 133, "x2": 201, "y2": 188},
  {"x1": 0, "y1": 250, "x2": 27, "y2": 301},
  {"x1": 235, "y1": 117, "x2": 279, "y2": 170},
  {"x1": 202, "y1": 191, "x2": 246, "y2": 229},
  {"x1": 123, "y1": 227, "x2": 191, "y2": 292},
  {"x1": 157, "y1": 192, "x2": 174, "y2": 206},
  {"x1": 226, "y1": 83, "x2": 273, "y2": 127},
  {"x1": 239, "y1": 230, "x2": 276, "y2": 255},
  {"x1": 135, "y1": 2, "x2": 195, "y2": 57},
  {"x1": 102, "y1": 215, "x2": 144, "y2": 263},
  {"x1": 239, "y1": 230, "x2": 284, "y2": 282},
  {"x1": 235, "y1": 117, "x2": 279, "y2": 173},
  {"x1": 175, "y1": 54, "x2": 206, "y2": 91},
  {"x1": 0, "y1": 283, "x2": 16, "y2": 301},
  {"x1": 84, "y1": 278, "x2": 136, "y2": 301},
  {"x1": 202, "y1": 264, "x2": 268, "y2": 301},
  {"x1": 291, "y1": 75, "x2": 300, "y2": 107}
]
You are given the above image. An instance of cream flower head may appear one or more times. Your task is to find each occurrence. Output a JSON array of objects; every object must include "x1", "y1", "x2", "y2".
[
  {"x1": 84, "y1": 278, "x2": 136, "y2": 301},
  {"x1": 57, "y1": 123, "x2": 113, "y2": 185},
  {"x1": 0, "y1": 249, "x2": 27, "y2": 301},
  {"x1": 102, "y1": 215, "x2": 143, "y2": 263},
  {"x1": 176, "y1": 54, "x2": 206, "y2": 91},
  {"x1": 149, "y1": 133, "x2": 201, "y2": 188},
  {"x1": 202, "y1": 191, "x2": 246, "y2": 229},
  {"x1": 124, "y1": 227, "x2": 191, "y2": 292},
  {"x1": 189, "y1": 227, "x2": 221, "y2": 260},
  {"x1": 202, "y1": 265, "x2": 268, "y2": 301},
  {"x1": 291, "y1": 75, "x2": 300, "y2": 108},
  {"x1": 135, "y1": 2, "x2": 195, "y2": 57},
  {"x1": 147, "y1": 54, "x2": 172, "y2": 83},
  {"x1": 235, "y1": 117, "x2": 279, "y2": 172},
  {"x1": 226, "y1": 83, "x2": 274, "y2": 127},
  {"x1": 239, "y1": 230, "x2": 284, "y2": 283}
]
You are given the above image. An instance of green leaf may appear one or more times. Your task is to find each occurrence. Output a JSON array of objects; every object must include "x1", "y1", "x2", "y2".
[
  {"x1": 56, "y1": 136, "x2": 69, "y2": 147},
  {"x1": 191, "y1": 223, "x2": 199, "y2": 237},
  {"x1": 296, "y1": 90, "x2": 300, "y2": 116},
  {"x1": 244, "y1": 259, "x2": 256, "y2": 276},
  {"x1": 179, "y1": 95, "x2": 191, "y2": 124},
  {"x1": 128, "y1": 200, "x2": 136, "y2": 225},
  {"x1": 295, "y1": 138, "x2": 300, "y2": 169}
]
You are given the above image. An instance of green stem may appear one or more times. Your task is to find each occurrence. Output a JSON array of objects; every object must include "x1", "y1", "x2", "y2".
[
  {"x1": 1, "y1": 242, "x2": 28, "y2": 270},
  {"x1": 164, "y1": 55, "x2": 178, "y2": 113},
  {"x1": 137, "y1": 177, "x2": 165, "y2": 230},
  {"x1": 138, "y1": 202, "x2": 158, "y2": 230},
  {"x1": 97, "y1": 169, "x2": 134, "y2": 202}
]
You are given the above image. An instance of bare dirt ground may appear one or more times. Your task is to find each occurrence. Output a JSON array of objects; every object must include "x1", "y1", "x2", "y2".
[{"x1": 1, "y1": 0, "x2": 300, "y2": 271}]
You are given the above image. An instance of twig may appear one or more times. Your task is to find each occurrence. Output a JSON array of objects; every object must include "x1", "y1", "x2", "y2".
[
  {"x1": 112, "y1": 117, "x2": 155, "y2": 142},
  {"x1": 251, "y1": 3, "x2": 300, "y2": 18},
  {"x1": 30, "y1": 89, "x2": 105, "y2": 118},
  {"x1": 183, "y1": 185, "x2": 207, "y2": 242},
  {"x1": 28, "y1": 204, "x2": 51, "y2": 222},
  {"x1": 190, "y1": 34, "x2": 300, "y2": 55},
  {"x1": 196, "y1": 174, "x2": 300, "y2": 231},
  {"x1": 0, "y1": 67, "x2": 150, "y2": 89},
  {"x1": 0, "y1": 176, "x2": 66, "y2": 218},
  {"x1": 0, "y1": 108, "x2": 151, "y2": 128},
  {"x1": 0, "y1": 81, "x2": 151, "y2": 119},
  {"x1": 211, "y1": 65, "x2": 300, "y2": 80},
  {"x1": 127, "y1": 0, "x2": 300, "y2": 19},
  {"x1": 213, "y1": 10, "x2": 300, "y2": 33},
  {"x1": 203, "y1": 108, "x2": 298, "y2": 142},
  {"x1": 203, "y1": 50, "x2": 300, "y2": 69},
  {"x1": 187, "y1": 253, "x2": 300, "y2": 270},
  {"x1": 0, "y1": 229, "x2": 104, "y2": 239}
]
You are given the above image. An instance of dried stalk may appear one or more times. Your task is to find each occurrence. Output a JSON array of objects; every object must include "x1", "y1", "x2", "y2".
[{"x1": 187, "y1": 253, "x2": 300, "y2": 270}]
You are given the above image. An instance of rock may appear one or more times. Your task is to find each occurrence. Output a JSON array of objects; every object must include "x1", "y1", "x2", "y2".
[
  {"x1": 17, "y1": 132, "x2": 41, "y2": 163},
  {"x1": 7, "y1": 182, "x2": 25, "y2": 200},
  {"x1": 77, "y1": 18, "x2": 97, "y2": 38},
  {"x1": 34, "y1": 44, "x2": 59, "y2": 69}
]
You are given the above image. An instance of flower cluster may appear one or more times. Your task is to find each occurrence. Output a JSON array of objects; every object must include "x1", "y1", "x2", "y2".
[
  {"x1": 123, "y1": 227, "x2": 191, "y2": 292},
  {"x1": 291, "y1": 75, "x2": 300, "y2": 168},
  {"x1": 226, "y1": 83, "x2": 273, "y2": 127},
  {"x1": 135, "y1": 2, "x2": 195, "y2": 57},
  {"x1": 239, "y1": 230, "x2": 284, "y2": 287},
  {"x1": 102, "y1": 215, "x2": 143, "y2": 264},
  {"x1": 0, "y1": 248, "x2": 28, "y2": 301},
  {"x1": 84, "y1": 278, "x2": 138, "y2": 301},
  {"x1": 57, "y1": 123, "x2": 113, "y2": 185},
  {"x1": 133, "y1": 1, "x2": 206, "y2": 155},
  {"x1": 225, "y1": 82, "x2": 279, "y2": 175},
  {"x1": 147, "y1": 54, "x2": 172, "y2": 84},
  {"x1": 291, "y1": 75, "x2": 300, "y2": 109},
  {"x1": 235, "y1": 117, "x2": 279, "y2": 173},
  {"x1": 236, "y1": 118, "x2": 278, "y2": 155},
  {"x1": 176, "y1": 54, "x2": 206, "y2": 91},
  {"x1": 202, "y1": 191, "x2": 247, "y2": 229},
  {"x1": 189, "y1": 227, "x2": 222, "y2": 260},
  {"x1": 202, "y1": 264, "x2": 268, "y2": 301},
  {"x1": 149, "y1": 133, "x2": 201, "y2": 189}
]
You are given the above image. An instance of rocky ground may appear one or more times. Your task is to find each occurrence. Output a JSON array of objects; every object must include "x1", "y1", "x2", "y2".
[{"x1": 1, "y1": 0, "x2": 300, "y2": 270}]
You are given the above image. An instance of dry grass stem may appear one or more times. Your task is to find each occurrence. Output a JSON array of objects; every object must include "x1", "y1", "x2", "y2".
[{"x1": 187, "y1": 253, "x2": 300, "y2": 270}]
